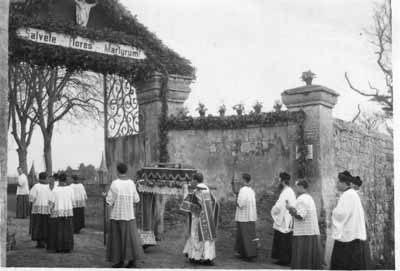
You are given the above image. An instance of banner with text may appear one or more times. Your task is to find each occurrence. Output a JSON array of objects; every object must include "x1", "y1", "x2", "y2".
[{"x1": 16, "y1": 27, "x2": 146, "y2": 60}]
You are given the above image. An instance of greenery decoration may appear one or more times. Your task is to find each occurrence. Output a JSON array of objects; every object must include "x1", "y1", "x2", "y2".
[
  {"x1": 9, "y1": 1, "x2": 195, "y2": 80},
  {"x1": 196, "y1": 103, "x2": 207, "y2": 117},
  {"x1": 165, "y1": 110, "x2": 305, "y2": 131},
  {"x1": 300, "y1": 70, "x2": 316, "y2": 85},
  {"x1": 273, "y1": 100, "x2": 283, "y2": 112},
  {"x1": 232, "y1": 103, "x2": 245, "y2": 116},
  {"x1": 218, "y1": 104, "x2": 226, "y2": 117},
  {"x1": 252, "y1": 101, "x2": 263, "y2": 114},
  {"x1": 296, "y1": 124, "x2": 312, "y2": 178}
]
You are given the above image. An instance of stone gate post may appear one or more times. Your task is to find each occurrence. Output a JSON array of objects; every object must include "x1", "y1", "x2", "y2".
[
  {"x1": 135, "y1": 72, "x2": 193, "y2": 239},
  {"x1": 282, "y1": 83, "x2": 339, "y2": 268}
]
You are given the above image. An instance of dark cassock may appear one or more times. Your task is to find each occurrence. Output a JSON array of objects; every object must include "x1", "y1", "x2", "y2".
[
  {"x1": 234, "y1": 185, "x2": 258, "y2": 260},
  {"x1": 70, "y1": 180, "x2": 88, "y2": 234},
  {"x1": 29, "y1": 179, "x2": 51, "y2": 248},
  {"x1": 47, "y1": 180, "x2": 75, "y2": 253},
  {"x1": 16, "y1": 172, "x2": 30, "y2": 218},
  {"x1": 270, "y1": 184, "x2": 296, "y2": 265},
  {"x1": 180, "y1": 183, "x2": 219, "y2": 263},
  {"x1": 331, "y1": 173, "x2": 370, "y2": 270}
]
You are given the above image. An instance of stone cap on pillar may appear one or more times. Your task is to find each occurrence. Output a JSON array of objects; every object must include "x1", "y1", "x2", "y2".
[
  {"x1": 135, "y1": 72, "x2": 194, "y2": 106},
  {"x1": 282, "y1": 85, "x2": 339, "y2": 110}
]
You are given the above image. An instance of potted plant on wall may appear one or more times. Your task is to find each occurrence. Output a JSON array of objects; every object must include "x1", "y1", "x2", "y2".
[
  {"x1": 177, "y1": 106, "x2": 189, "y2": 118},
  {"x1": 273, "y1": 100, "x2": 282, "y2": 112},
  {"x1": 218, "y1": 104, "x2": 226, "y2": 117},
  {"x1": 232, "y1": 103, "x2": 245, "y2": 116},
  {"x1": 253, "y1": 101, "x2": 263, "y2": 114},
  {"x1": 196, "y1": 102, "x2": 207, "y2": 117},
  {"x1": 300, "y1": 70, "x2": 316, "y2": 85}
]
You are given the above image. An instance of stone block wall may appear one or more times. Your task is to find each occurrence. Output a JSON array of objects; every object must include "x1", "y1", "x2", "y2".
[
  {"x1": 167, "y1": 123, "x2": 299, "y2": 201},
  {"x1": 333, "y1": 119, "x2": 394, "y2": 268}
]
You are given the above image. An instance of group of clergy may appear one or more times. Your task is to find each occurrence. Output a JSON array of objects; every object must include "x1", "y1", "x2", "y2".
[
  {"x1": 15, "y1": 167, "x2": 88, "y2": 252},
  {"x1": 270, "y1": 170, "x2": 370, "y2": 270},
  {"x1": 15, "y1": 163, "x2": 370, "y2": 269}
]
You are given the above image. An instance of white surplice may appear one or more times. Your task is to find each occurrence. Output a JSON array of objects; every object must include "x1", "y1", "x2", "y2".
[{"x1": 271, "y1": 186, "x2": 296, "y2": 233}]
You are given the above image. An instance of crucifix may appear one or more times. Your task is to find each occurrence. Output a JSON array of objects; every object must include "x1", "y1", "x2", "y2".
[{"x1": 75, "y1": 0, "x2": 98, "y2": 27}]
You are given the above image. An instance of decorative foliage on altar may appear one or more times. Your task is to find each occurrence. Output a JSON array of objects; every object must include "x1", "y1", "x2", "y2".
[{"x1": 136, "y1": 165, "x2": 197, "y2": 195}]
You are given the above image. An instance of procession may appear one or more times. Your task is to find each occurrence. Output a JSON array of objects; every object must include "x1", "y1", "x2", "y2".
[
  {"x1": 12, "y1": 162, "x2": 371, "y2": 269},
  {"x1": 0, "y1": 0, "x2": 394, "y2": 270}
]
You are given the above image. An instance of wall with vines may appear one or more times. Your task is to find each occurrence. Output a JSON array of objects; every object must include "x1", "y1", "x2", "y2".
[
  {"x1": 163, "y1": 110, "x2": 306, "y2": 200},
  {"x1": 333, "y1": 119, "x2": 394, "y2": 269}
]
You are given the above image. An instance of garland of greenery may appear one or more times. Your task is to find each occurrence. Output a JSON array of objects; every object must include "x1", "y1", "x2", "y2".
[
  {"x1": 164, "y1": 111, "x2": 305, "y2": 131},
  {"x1": 9, "y1": 1, "x2": 195, "y2": 80},
  {"x1": 159, "y1": 110, "x2": 309, "y2": 180},
  {"x1": 297, "y1": 124, "x2": 313, "y2": 178}
]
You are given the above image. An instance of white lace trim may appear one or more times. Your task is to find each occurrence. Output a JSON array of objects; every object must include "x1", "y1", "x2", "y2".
[
  {"x1": 50, "y1": 209, "x2": 73, "y2": 218},
  {"x1": 73, "y1": 200, "x2": 86, "y2": 208},
  {"x1": 32, "y1": 205, "x2": 50, "y2": 214}
]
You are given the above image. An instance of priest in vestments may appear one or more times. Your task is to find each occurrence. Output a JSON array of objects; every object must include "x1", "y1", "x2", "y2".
[
  {"x1": 270, "y1": 172, "x2": 296, "y2": 265},
  {"x1": 330, "y1": 171, "x2": 370, "y2": 270},
  {"x1": 181, "y1": 172, "x2": 219, "y2": 265}
]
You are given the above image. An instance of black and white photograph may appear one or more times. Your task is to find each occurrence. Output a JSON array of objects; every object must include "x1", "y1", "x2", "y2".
[{"x1": 0, "y1": 0, "x2": 397, "y2": 270}]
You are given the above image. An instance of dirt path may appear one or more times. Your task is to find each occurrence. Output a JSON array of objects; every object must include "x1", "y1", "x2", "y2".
[{"x1": 7, "y1": 195, "x2": 285, "y2": 269}]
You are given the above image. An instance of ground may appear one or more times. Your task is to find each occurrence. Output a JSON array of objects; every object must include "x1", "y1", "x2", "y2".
[{"x1": 7, "y1": 194, "x2": 285, "y2": 269}]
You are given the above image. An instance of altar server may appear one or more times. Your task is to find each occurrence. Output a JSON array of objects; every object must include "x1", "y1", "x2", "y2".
[
  {"x1": 71, "y1": 175, "x2": 88, "y2": 234},
  {"x1": 29, "y1": 172, "x2": 51, "y2": 248},
  {"x1": 330, "y1": 171, "x2": 370, "y2": 270},
  {"x1": 286, "y1": 179, "x2": 323, "y2": 269},
  {"x1": 234, "y1": 173, "x2": 258, "y2": 260},
  {"x1": 270, "y1": 172, "x2": 296, "y2": 265},
  {"x1": 47, "y1": 172, "x2": 75, "y2": 253},
  {"x1": 105, "y1": 163, "x2": 143, "y2": 268},
  {"x1": 16, "y1": 167, "x2": 30, "y2": 218}
]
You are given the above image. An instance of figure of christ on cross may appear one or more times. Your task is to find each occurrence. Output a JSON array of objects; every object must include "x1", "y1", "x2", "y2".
[{"x1": 75, "y1": 0, "x2": 98, "y2": 27}]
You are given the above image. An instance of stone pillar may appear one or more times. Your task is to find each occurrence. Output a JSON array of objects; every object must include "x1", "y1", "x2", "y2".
[
  {"x1": 282, "y1": 84, "x2": 339, "y2": 268},
  {"x1": 135, "y1": 72, "x2": 192, "y2": 239},
  {"x1": 0, "y1": 0, "x2": 9, "y2": 267}
]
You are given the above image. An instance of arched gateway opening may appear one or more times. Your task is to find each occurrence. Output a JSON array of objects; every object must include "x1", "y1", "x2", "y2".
[{"x1": 7, "y1": 0, "x2": 195, "y2": 266}]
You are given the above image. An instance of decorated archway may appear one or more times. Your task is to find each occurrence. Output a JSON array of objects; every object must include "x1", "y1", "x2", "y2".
[{"x1": 9, "y1": 0, "x2": 195, "y2": 247}]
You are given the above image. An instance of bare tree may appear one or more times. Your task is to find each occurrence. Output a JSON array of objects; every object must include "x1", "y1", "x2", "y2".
[
  {"x1": 355, "y1": 111, "x2": 386, "y2": 132},
  {"x1": 31, "y1": 66, "x2": 101, "y2": 174},
  {"x1": 345, "y1": 0, "x2": 392, "y2": 117},
  {"x1": 8, "y1": 62, "x2": 39, "y2": 173}
]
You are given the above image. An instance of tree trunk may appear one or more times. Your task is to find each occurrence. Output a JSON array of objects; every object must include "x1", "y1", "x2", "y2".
[
  {"x1": 17, "y1": 147, "x2": 28, "y2": 174},
  {"x1": 0, "y1": 0, "x2": 9, "y2": 266},
  {"x1": 43, "y1": 135, "x2": 53, "y2": 175}
]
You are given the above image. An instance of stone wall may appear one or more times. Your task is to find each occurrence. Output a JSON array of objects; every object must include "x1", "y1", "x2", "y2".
[
  {"x1": 333, "y1": 119, "x2": 394, "y2": 268},
  {"x1": 167, "y1": 123, "x2": 299, "y2": 201}
]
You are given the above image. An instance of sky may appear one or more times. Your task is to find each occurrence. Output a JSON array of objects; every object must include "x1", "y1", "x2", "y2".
[{"x1": 7, "y1": 0, "x2": 388, "y2": 175}]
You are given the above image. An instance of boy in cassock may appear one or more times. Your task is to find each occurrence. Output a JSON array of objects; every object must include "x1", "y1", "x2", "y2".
[
  {"x1": 330, "y1": 170, "x2": 370, "y2": 270},
  {"x1": 29, "y1": 172, "x2": 51, "y2": 248},
  {"x1": 47, "y1": 172, "x2": 75, "y2": 253},
  {"x1": 234, "y1": 173, "x2": 258, "y2": 260},
  {"x1": 105, "y1": 163, "x2": 143, "y2": 268},
  {"x1": 270, "y1": 172, "x2": 296, "y2": 265},
  {"x1": 286, "y1": 179, "x2": 323, "y2": 269},
  {"x1": 71, "y1": 175, "x2": 88, "y2": 234},
  {"x1": 16, "y1": 167, "x2": 30, "y2": 218},
  {"x1": 181, "y1": 172, "x2": 219, "y2": 265}
]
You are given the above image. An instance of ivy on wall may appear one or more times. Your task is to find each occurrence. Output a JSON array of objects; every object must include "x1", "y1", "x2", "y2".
[
  {"x1": 9, "y1": 1, "x2": 195, "y2": 80},
  {"x1": 164, "y1": 111, "x2": 305, "y2": 131},
  {"x1": 159, "y1": 110, "x2": 309, "y2": 179}
]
